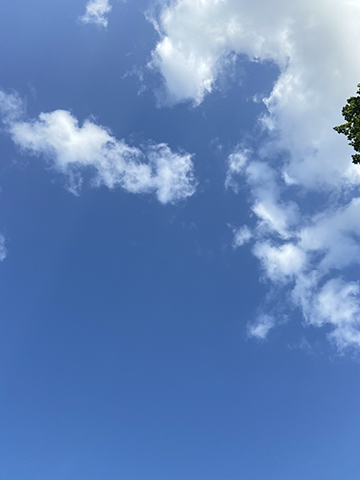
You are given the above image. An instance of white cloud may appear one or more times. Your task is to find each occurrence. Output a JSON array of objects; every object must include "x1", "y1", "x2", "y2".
[
  {"x1": 0, "y1": 91, "x2": 196, "y2": 204},
  {"x1": 238, "y1": 164, "x2": 360, "y2": 351},
  {"x1": 241, "y1": 160, "x2": 299, "y2": 239},
  {"x1": 253, "y1": 242, "x2": 305, "y2": 282},
  {"x1": 232, "y1": 225, "x2": 252, "y2": 248},
  {"x1": 298, "y1": 199, "x2": 360, "y2": 272},
  {"x1": 149, "y1": 0, "x2": 360, "y2": 352},
  {"x1": 248, "y1": 314, "x2": 275, "y2": 340},
  {"x1": 0, "y1": 90, "x2": 23, "y2": 122},
  {"x1": 302, "y1": 279, "x2": 360, "y2": 352},
  {"x1": 79, "y1": 0, "x2": 112, "y2": 28},
  {"x1": 149, "y1": 0, "x2": 360, "y2": 187},
  {"x1": 225, "y1": 147, "x2": 249, "y2": 192},
  {"x1": 252, "y1": 199, "x2": 298, "y2": 240},
  {"x1": 229, "y1": 150, "x2": 360, "y2": 350}
]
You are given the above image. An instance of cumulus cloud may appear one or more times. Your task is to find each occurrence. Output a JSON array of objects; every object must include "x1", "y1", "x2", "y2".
[
  {"x1": 254, "y1": 242, "x2": 306, "y2": 282},
  {"x1": 0, "y1": 90, "x2": 196, "y2": 204},
  {"x1": 149, "y1": 0, "x2": 360, "y2": 352},
  {"x1": 79, "y1": 0, "x2": 112, "y2": 28},
  {"x1": 149, "y1": 0, "x2": 360, "y2": 187}
]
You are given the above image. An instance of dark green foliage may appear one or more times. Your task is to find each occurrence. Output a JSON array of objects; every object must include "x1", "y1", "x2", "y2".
[{"x1": 334, "y1": 84, "x2": 360, "y2": 164}]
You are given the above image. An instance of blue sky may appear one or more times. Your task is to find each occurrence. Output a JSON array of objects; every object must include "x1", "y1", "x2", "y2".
[{"x1": 1, "y1": 0, "x2": 360, "y2": 479}]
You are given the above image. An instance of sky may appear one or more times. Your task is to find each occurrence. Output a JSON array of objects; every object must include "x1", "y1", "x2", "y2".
[{"x1": 1, "y1": 0, "x2": 360, "y2": 478}]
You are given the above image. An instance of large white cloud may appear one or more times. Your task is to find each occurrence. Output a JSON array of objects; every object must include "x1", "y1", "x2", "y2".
[
  {"x1": 79, "y1": 0, "x2": 112, "y2": 28},
  {"x1": 148, "y1": 0, "x2": 360, "y2": 350},
  {"x1": 0, "y1": 91, "x2": 196, "y2": 204},
  {"x1": 150, "y1": 0, "x2": 360, "y2": 187}
]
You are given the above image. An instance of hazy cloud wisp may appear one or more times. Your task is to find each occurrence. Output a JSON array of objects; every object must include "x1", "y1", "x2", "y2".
[{"x1": 79, "y1": 0, "x2": 112, "y2": 28}]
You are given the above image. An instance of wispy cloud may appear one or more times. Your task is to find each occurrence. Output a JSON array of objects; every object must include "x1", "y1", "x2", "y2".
[
  {"x1": 232, "y1": 225, "x2": 252, "y2": 248},
  {"x1": 248, "y1": 314, "x2": 275, "y2": 340},
  {"x1": 228, "y1": 153, "x2": 360, "y2": 352},
  {"x1": 0, "y1": 89, "x2": 24, "y2": 121},
  {"x1": 0, "y1": 234, "x2": 7, "y2": 262},
  {"x1": 0, "y1": 90, "x2": 196, "y2": 205},
  {"x1": 79, "y1": 0, "x2": 112, "y2": 28}
]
